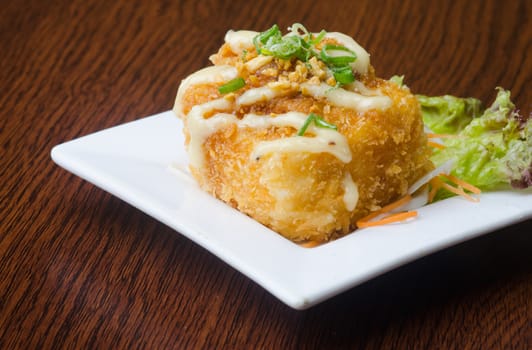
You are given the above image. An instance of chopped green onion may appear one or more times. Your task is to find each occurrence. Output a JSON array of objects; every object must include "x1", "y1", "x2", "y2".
[
  {"x1": 253, "y1": 24, "x2": 320, "y2": 62},
  {"x1": 266, "y1": 35, "x2": 301, "y2": 59},
  {"x1": 297, "y1": 113, "x2": 337, "y2": 136},
  {"x1": 218, "y1": 77, "x2": 246, "y2": 94},
  {"x1": 289, "y1": 23, "x2": 311, "y2": 39},
  {"x1": 289, "y1": 24, "x2": 326, "y2": 46},
  {"x1": 313, "y1": 115, "x2": 338, "y2": 130},
  {"x1": 331, "y1": 66, "x2": 355, "y2": 85},
  {"x1": 389, "y1": 75, "x2": 405, "y2": 87},
  {"x1": 297, "y1": 115, "x2": 314, "y2": 136},
  {"x1": 310, "y1": 30, "x2": 327, "y2": 45},
  {"x1": 253, "y1": 24, "x2": 282, "y2": 54},
  {"x1": 252, "y1": 24, "x2": 358, "y2": 87},
  {"x1": 320, "y1": 44, "x2": 357, "y2": 66}
]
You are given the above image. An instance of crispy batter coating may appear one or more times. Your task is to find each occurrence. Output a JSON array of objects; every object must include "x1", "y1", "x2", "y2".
[{"x1": 175, "y1": 34, "x2": 433, "y2": 242}]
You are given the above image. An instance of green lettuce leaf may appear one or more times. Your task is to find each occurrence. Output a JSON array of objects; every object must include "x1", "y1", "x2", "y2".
[
  {"x1": 417, "y1": 94, "x2": 483, "y2": 134},
  {"x1": 419, "y1": 88, "x2": 531, "y2": 189}
]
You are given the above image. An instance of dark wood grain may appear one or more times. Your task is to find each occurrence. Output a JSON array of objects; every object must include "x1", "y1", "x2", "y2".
[{"x1": 1, "y1": 0, "x2": 530, "y2": 348}]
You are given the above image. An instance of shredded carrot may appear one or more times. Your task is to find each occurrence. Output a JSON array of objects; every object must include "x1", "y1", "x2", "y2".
[
  {"x1": 358, "y1": 194, "x2": 413, "y2": 223},
  {"x1": 428, "y1": 173, "x2": 480, "y2": 203},
  {"x1": 357, "y1": 211, "x2": 418, "y2": 228},
  {"x1": 427, "y1": 141, "x2": 446, "y2": 149},
  {"x1": 299, "y1": 240, "x2": 321, "y2": 248},
  {"x1": 439, "y1": 181, "x2": 480, "y2": 202},
  {"x1": 439, "y1": 173, "x2": 481, "y2": 194},
  {"x1": 426, "y1": 133, "x2": 462, "y2": 139},
  {"x1": 356, "y1": 194, "x2": 415, "y2": 228},
  {"x1": 355, "y1": 172, "x2": 481, "y2": 229},
  {"x1": 428, "y1": 177, "x2": 442, "y2": 203}
]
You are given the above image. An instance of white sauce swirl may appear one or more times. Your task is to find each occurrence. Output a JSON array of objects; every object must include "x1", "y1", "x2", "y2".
[
  {"x1": 173, "y1": 28, "x2": 391, "y2": 212},
  {"x1": 186, "y1": 104, "x2": 352, "y2": 169},
  {"x1": 244, "y1": 55, "x2": 273, "y2": 72},
  {"x1": 224, "y1": 30, "x2": 258, "y2": 53},
  {"x1": 186, "y1": 98, "x2": 235, "y2": 168},
  {"x1": 244, "y1": 112, "x2": 352, "y2": 163},
  {"x1": 323, "y1": 32, "x2": 370, "y2": 75},
  {"x1": 174, "y1": 65, "x2": 237, "y2": 118},
  {"x1": 301, "y1": 82, "x2": 391, "y2": 112},
  {"x1": 237, "y1": 86, "x2": 291, "y2": 106},
  {"x1": 342, "y1": 172, "x2": 359, "y2": 211},
  {"x1": 223, "y1": 29, "x2": 371, "y2": 74}
]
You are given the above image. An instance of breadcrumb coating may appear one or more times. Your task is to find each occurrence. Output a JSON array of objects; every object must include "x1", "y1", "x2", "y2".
[{"x1": 175, "y1": 30, "x2": 433, "y2": 242}]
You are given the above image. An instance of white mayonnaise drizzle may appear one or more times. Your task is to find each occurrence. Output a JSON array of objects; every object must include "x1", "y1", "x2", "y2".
[
  {"x1": 173, "y1": 28, "x2": 388, "y2": 212},
  {"x1": 300, "y1": 82, "x2": 391, "y2": 112},
  {"x1": 349, "y1": 80, "x2": 381, "y2": 96},
  {"x1": 252, "y1": 136, "x2": 348, "y2": 162},
  {"x1": 186, "y1": 104, "x2": 352, "y2": 169},
  {"x1": 244, "y1": 55, "x2": 273, "y2": 72},
  {"x1": 342, "y1": 172, "x2": 359, "y2": 211},
  {"x1": 186, "y1": 98, "x2": 235, "y2": 168},
  {"x1": 224, "y1": 30, "x2": 258, "y2": 53},
  {"x1": 237, "y1": 86, "x2": 292, "y2": 106},
  {"x1": 323, "y1": 32, "x2": 370, "y2": 75},
  {"x1": 190, "y1": 106, "x2": 357, "y2": 211},
  {"x1": 240, "y1": 113, "x2": 350, "y2": 163},
  {"x1": 174, "y1": 65, "x2": 238, "y2": 118},
  {"x1": 223, "y1": 29, "x2": 370, "y2": 74}
]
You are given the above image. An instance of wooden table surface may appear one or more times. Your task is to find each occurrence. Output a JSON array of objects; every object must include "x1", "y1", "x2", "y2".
[{"x1": 1, "y1": 0, "x2": 530, "y2": 348}]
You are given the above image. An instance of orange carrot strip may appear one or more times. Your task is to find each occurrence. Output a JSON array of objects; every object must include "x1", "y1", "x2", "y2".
[
  {"x1": 440, "y1": 182, "x2": 480, "y2": 202},
  {"x1": 364, "y1": 194, "x2": 412, "y2": 221},
  {"x1": 357, "y1": 211, "x2": 418, "y2": 228},
  {"x1": 428, "y1": 175, "x2": 480, "y2": 203},
  {"x1": 378, "y1": 194, "x2": 413, "y2": 213},
  {"x1": 299, "y1": 240, "x2": 322, "y2": 248},
  {"x1": 426, "y1": 133, "x2": 462, "y2": 139},
  {"x1": 428, "y1": 177, "x2": 442, "y2": 203},
  {"x1": 427, "y1": 141, "x2": 446, "y2": 149},
  {"x1": 356, "y1": 195, "x2": 412, "y2": 227},
  {"x1": 439, "y1": 173, "x2": 481, "y2": 194}
]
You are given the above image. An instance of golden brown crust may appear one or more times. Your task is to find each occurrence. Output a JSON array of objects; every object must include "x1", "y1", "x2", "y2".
[{"x1": 177, "y1": 36, "x2": 433, "y2": 242}]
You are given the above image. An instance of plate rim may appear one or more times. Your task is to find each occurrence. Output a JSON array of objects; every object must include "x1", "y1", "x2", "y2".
[{"x1": 51, "y1": 110, "x2": 532, "y2": 309}]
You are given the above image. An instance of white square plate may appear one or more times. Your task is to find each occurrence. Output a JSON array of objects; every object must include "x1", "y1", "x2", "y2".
[{"x1": 51, "y1": 111, "x2": 532, "y2": 309}]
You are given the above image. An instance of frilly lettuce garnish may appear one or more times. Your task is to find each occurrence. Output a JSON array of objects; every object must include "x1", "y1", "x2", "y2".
[
  {"x1": 417, "y1": 94, "x2": 482, "y2": 135},
  {"x1": 417, "y1": 88, "x2": 531, "y2": 190}
]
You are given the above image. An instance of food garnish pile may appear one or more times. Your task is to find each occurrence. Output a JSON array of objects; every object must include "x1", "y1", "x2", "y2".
[{"x1": 173, "y1": 24, "x2": 531, "y2": 244}]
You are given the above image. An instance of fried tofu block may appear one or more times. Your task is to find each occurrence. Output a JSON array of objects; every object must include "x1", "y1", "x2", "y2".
[{"x1": 174, "y1": 27, "x2": 433, "y2": 242}]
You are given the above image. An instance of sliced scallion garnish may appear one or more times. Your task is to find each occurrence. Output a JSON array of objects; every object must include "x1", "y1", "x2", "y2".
[
  {"x1": 331, "y1": 65, "x2": 355, "y2": 85},
  {"x1": 254, "y1": 24, "x2": 320, "y2": 62},
  {"x1": 310, "y1": 29, "x2": 327, "y2": 45},
  {"x1": 266, "y1": 35, "x2": 301, "y2": 59},
  {"x1": 218, "y1": 77, "x2": 246, "y2": 94},
  {"x1": 252, "y1": 24, "x2": 358, "y2": 87},
  {"x1": 253, "y1": 24, "x2": 282, "y2": 54},
  {"x1": 297, "y1": 113, "x2": 337, "y2": 136},
  {"x1": 289, "y1": 23, "x2": 311, "y2": 39},
  {"x1": 389, "y1": 75, "x2": 405, "y2": 87},
  {"x1": 320, "y1": 44, "x2": 357, "y2": 66}
]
